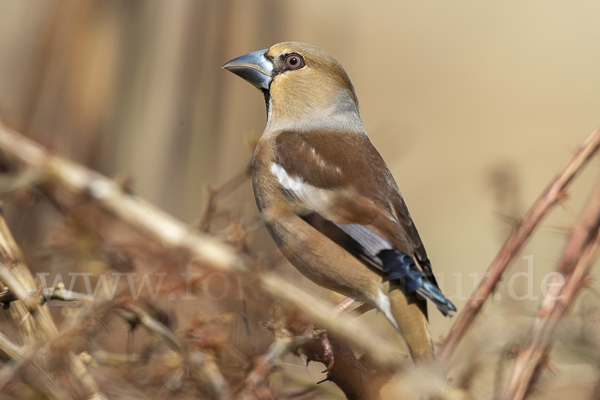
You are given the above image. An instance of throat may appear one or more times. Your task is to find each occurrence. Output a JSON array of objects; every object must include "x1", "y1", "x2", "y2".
[{"x1": 265, "y1": 99, "x2": 366, "y2": 134}]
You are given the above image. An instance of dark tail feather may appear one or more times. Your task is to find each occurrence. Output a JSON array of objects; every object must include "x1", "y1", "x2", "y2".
[
  {"x1": 416, "y1": 282, "x2": 456, "y2": 317},
  {"x1": 378, "y1": 250, "x2": 456, "y2": 317}
]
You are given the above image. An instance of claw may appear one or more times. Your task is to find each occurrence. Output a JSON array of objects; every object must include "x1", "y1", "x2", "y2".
[
  {"x1": 320, "y1": 333, "x2": 334, "y2": 371},
  {"x1": 298, "y1": 331, "x2": 335, "y2": 371}
]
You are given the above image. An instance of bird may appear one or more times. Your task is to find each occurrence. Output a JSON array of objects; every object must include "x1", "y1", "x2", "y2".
[{"x1": 223, "y1": 42, "x2": 455, "y2": 362}]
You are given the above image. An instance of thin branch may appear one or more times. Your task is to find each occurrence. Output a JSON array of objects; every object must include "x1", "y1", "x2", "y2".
[
  {"x1": 0, "y1": 170, "x2": 43, "y2": 197},
  {"x1": 0, "y1": 122, "x2": 405, "y2": 368},
  {"x1": 0, "y1": 282, "x2": 93, "y2": 308},
  {"x1": 41, "y1": 284, "x2": 94, "y2": 303},
  {"x1": 91, "y1": 350, "x2": 144, "y2": 364},
  {"x1": 298, "y1": 336, "x2": 396, "y2": 400},
  {"x1": 238, "y1": 302, "x2": 395, "y2": 400},
  {"x1": 259, "y1": 274, "x2": 404, "y2": 368},
  {"x1": 0, "y1": 331, "x2": 21, "y2": 360},
  {"x1": 3, "y1": 286, "x2": 233, "y2": 399},
  {"x1": 116, "y1": 304, "x2": 183, "y2": 352},
  {"x1": 0, "y1": 122, "x2": 243, "y2": 275},
  {"x1": 502, "y1": 173, "x2": 600, "y2": 400},
  {"x1": 0, "y1": 357, "x2": 64, "y2": 400},
  {"x1": 115, "y1": 303, "x2": 231, "y2": 400},
  {"x1": 438, "y1": 127, "x2": 600, "y2": 364},
  {"x1": 0, "y1": 260, "x2": 40, "y2": 311},
  {"x1": 0, "y1": 296, "x2": 113, "y2": 396},
  {"x1": 0, "y1": 211, "x2": 107, "y2": 399},
  {"x1": 240, "y1": 327, "x2": 324, "y2": 399},
  {"x1": 0, "y1": 324, "x2": 66, "y2": 399},
  {"x1": 197, "y1": 164, "x2": 251, "y2": 232}
]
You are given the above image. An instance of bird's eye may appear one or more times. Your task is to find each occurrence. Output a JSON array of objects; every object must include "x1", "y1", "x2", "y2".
[{"x1": 284, "y1": 53, "x2": 305, "y2": 70}]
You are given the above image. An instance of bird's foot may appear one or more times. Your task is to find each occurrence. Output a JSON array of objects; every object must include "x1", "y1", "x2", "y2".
[
  {"x1": 320, "y1": 332, "x2": 334, "y2": 371},
  {"x1": 301, "y1": 332, "x2": 334, "y2": 371},
  {"x1": 330, "y1": 296, "x2": 355, "y2": 316}
]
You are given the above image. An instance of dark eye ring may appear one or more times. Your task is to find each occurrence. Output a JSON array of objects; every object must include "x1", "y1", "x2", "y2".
[{"x1": 284, "y1": 53, "x2": 304, "y2": 70}]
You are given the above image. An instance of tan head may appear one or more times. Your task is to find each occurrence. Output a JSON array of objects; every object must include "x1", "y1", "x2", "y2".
[{"x1": 223, "y1": 42, "x2": 364, "y2": 133}]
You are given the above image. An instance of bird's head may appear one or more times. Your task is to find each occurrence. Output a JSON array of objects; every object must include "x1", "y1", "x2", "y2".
[{"x1": 223, "y1": 42, "x2": 364, "y2": 133}]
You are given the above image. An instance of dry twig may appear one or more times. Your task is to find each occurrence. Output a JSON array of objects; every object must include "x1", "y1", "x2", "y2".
[
  {"x1": 0, "y1": 122, "x2": 243, "y2": 275},
  {"x1": 0, "y1": 122, "x2": 404, "y2": 369},
  {"x1": 239, "y1": 326, "x2": 324, "y2": 399},
  {"x1": 239, "y1": 302, "x2": 396, "y2": 400},
  {"x1": 438, "y1": 127, "x2": 600, "y2": 364},
  {"x1": 116, "y1": 303, "x2": 231, "y2": 400},
  {"x1": 259, "y1": 274, "x2": 404, "y2": 367},
  {"x1": 502, "y1": 173, "x2": 600, "y2": 400},
  {"x1": 0, "y1": 212, "x2": 107, "y2": 399}
]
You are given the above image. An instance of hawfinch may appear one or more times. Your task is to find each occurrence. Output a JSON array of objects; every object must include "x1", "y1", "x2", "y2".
[{"x1": 223, "y1": 42, "x2": 455, "y2": 361}]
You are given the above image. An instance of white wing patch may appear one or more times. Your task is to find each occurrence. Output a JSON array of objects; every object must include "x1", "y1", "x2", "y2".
[
  {"x1": 270, "y1": 163, "x2": 304, "y2": 191},
  {"x1": 270, "y1": 162, "x2": 393, "y2": 257},
  {"x1": 270, "y1": 163, "x2": 333, "y2": 211}
]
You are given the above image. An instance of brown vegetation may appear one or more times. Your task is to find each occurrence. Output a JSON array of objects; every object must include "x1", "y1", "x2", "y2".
[{"x1": 0, "y1": 121, "x2": 598, "y2": 399}]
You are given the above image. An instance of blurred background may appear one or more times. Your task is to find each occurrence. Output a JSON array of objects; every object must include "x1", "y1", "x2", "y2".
[{"x1": 0, "y1": 1, "x2": 600, "y2": 399}]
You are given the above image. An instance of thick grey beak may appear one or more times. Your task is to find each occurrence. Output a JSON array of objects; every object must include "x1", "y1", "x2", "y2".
[{"x1": 222, "y1": 49, "x2": 273, "y2": 90}]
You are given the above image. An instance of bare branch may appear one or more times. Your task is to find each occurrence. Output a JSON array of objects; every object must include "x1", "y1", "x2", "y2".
[
  {"x1": 114, "y1": 304, "x2": 231, "y2": 399},
  {"x1": 0, "y1": 122, "x2": 407, "y2": 369},
  {"x1": 0, "y1": 331, "x2": 21, "y2": 360},
  {"x1": 240, "y1": 328, "x2": 324, "y2": 399},
  {"x1": 0, "y1": 260, "x2": 39, "y2": 311},
  {"x1": 0, "y1": 210, "x2": 107, "y2": 399},
  {"x1": 197, "y1": 164, "x2": 251, "y2": 232},
  {"x1": 0, "y1": 122, "x2": 243, "y2": 275},
  {"x1": 438, "y1": 127, "x2": 600, "y2": 364},
  {"x1": 502, "y1": 173, "x2": 600, "y2": 400},
  {"x1": 299, "y1": 336, "x2": 396, "y2": 400},
  {"x1": 238, "y1": 302, "x2": 396, "y2": 400},
  {"x1": 116, "y1": 304, "x2": 183, "y2": 352},
  {"x1": 259, "y1": 274, "x2": 405, "y2": 368}
]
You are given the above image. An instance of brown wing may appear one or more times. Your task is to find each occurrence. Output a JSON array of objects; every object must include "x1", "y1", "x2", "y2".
[
  {"x1": 274, "y1": 130, "x2": 427, "y2": 259},
  {"x1": 272, "y1": 130, "x2": 456, "y2": 316}
]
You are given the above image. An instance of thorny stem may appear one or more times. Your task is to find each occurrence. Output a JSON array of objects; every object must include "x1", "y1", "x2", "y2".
[
  {"x1": 438, "y1": 127, "x2": 600, "y2": 364},
  {"x1": 0, "y1": 212, "x2": 107, "y2": 399},
  {"x1": 0, "y1": 122, "x2": 404, "y2": 368},
  {"x1": 502, "y1": 172, "x2": 600, "y2": 400}
]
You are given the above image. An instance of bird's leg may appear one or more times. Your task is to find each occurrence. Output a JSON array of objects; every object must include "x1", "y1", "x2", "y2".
[
  {"x1": 309, "y1": 296, "x2": 356, "y2": 371},
  {"x1": 295, "y1": 297, "x2": 355, "y2": 371},
  {"x1": 299, "y1": 297, "x2": 370, "y2": 371},
  {"x1": 331, "y1": 296, "x2": 374, "y2": 317},
  {"x1": 320, "y1": 332, "x2": 334, "y2": 371},
  {"x1": 297, "y1": 329, "x2": 335, "y2": 371},
  {"x1": 316, "y1": 297, "x2": 374, "y2": 370},
  {"x1": 330, "y1": 296, "x2": 356, "y2": 316}
]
